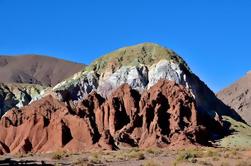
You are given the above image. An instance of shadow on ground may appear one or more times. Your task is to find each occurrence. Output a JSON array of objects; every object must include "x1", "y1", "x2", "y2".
[{"x1": 0, "y1": 158, "x2": 53, "y2": 166}]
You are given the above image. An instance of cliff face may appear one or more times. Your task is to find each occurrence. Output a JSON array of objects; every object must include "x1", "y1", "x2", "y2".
[
  {"x1": 0, "y1": 80, "x2": 215, "y2": 154},
  {"x1": 217, "y1": 72, "x2": 251, "y2": 124}
]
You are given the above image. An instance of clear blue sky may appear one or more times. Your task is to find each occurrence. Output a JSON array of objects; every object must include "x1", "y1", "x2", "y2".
[{"x1": 0, "y1": 0, "x2": 251, "y2": 92}]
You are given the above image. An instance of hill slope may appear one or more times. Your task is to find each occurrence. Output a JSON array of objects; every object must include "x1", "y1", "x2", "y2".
[
  {"x1": 217, "y1": 72, "x2": 251, "y2": 124},
  {"x1": 0, "y1": 54, "x2": 85, "y2": 86}
]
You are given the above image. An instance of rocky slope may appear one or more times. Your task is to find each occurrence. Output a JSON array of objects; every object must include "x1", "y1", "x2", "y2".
[
  {"x1": 217, "y1": 71, "x2": 251, "y2": 124},
  {"x1": 0, "y1": 54, "x2": 85, "y2": 86},
  {"x1": 52, "y1": 43, "x2": 243, "y2": 124},
  {"x1": 0, "y1": 83, "x2": 46, "y2": 116},
  {"x1": 0, "y1": 80, "x2": 218, "y2": 154}
]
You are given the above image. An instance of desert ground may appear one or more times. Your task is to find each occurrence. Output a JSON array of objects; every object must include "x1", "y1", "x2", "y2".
[{"x1": 0, "y1": 147, "x2": 251, "y2": 166}]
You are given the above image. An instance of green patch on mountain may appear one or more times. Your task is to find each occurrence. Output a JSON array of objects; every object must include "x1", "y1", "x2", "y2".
[{"x1": 85, "y1": 43, "x2": 191, "y2": 73}]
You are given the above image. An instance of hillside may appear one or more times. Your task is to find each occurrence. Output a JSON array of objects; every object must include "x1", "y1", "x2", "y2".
[
  {"x1": 0, "y1": 54, "x2": 85, "y2": 86},
  {"x1": 217, "y1": 72, "x2": 251, "y2": 124}
]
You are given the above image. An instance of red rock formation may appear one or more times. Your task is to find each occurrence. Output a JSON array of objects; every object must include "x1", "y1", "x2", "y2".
[
  {"x1": 0, "y1": 95, "x2": 113, "y2": 154},
  {"x1": 0, "y1": 80, "x2": 216, "y2": 154}
]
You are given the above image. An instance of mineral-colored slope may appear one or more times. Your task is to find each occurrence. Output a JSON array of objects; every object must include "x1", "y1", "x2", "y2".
[
  {"x1": 0, "y1": 80, "x2": 218, "y2": 154},
  {"x1": 53, "y1": 43, "x2": 243, "y2": 123},
  {"x1": 0, "y1": 83, "x2": 46, "y2": 116},
  {"x1": 217, "y1": 72, "x2": 251, "y2": 124},
  {"x1": 0, "y1": 54, "x2": 85, "y2": 86}
]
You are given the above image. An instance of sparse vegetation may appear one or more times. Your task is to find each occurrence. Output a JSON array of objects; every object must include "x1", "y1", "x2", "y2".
[
  {"x1": 172, "y1": 147, "x2": 231, "y2": 165},
  {"x1": 127, "y1": 149, "x2": 145, "y2": 160},
  {"x1": 236, "y1": 161, "x2": 250, "y2": 166},
  {"x1": 145, "y1": 147, "x2": 163, "y2": 156},
  {"x1": 144, "y1": 159, "x2": 160, "y2": 166},
  {"x1": 205, "y1": 149, "x2": 219, "y2": 157},
  {"x1": 88, "y1": 152, "x2": 103, "y2": 164},
  {"x1": 219, "y1": 116, "x2": 251, "y2": 148},
  {"x1": 15, "y1": 153, "x2": 25, "y2": 158},
  {"x1": 175, "y1": 149, "x2": 199, "y2": 163},
  {"x1": 198, "y1": 161, "x2": 213, "y2": 166},
  {"x1": 1, "y1": 146, "x2": 251, "y2": 165},
  {"x1": 52, "y1": 151, "x2": 67, "y2": 160},
  {"x1": 73, "y1": 158, "x2": 88, "y2": 166},
  {"x1": 114, "y1": 148, "x2": 145, "y2": 161},
  {"x1": 220, "y1": 162, "x2": 230, "y2": 166},
  {"x1": 212, "y1": 157, "x2": 219, "y2": 161},
  {"x1": 85, "y1": 43, "x2": 191, "y2": 74}
]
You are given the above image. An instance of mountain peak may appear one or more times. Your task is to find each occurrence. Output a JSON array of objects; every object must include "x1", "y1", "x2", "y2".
[
  {"x1": 85, "y1": 42, "x2": 190, "y2": 74},
  {"x1": 122, "y1": 42, "x2": 162, "y2": 47}
]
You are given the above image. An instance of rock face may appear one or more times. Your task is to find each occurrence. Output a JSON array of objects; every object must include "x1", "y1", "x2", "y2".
[
  {"x1": 0, "y1": 95, "x2": 116, "y2": 154},
  {"x1": 0, "y1": 80, "x2": 213, "y2": 154},
  {"x1": 0, "y1": 83, "x2": 46, "y2": 116},
  {"x1": 53, "y1": 43, "x2": 243, "y2": 123},
  {"x1": 217, "y1": 72, "x2": 251, "y2": 124},
  {"x1": 0, "y1": 55, "x2": 85, "y2": 86}
]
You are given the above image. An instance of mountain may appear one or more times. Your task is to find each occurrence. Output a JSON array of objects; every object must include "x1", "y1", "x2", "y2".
[
  {"x1": 0, "y1": 43, "x2": 246, "y2": 154},
  {"x1": 0, "y1": 54, "x2": 85, "y2": 86},
  {"x1": 217, "y1": 71, "x2": 251, "y2": 124},
  {"x1": 53, "y1": 43, "x2": 242, "y2": 122}
]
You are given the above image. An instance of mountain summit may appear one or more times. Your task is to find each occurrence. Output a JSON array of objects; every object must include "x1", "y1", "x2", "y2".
[{"x1": 86, "y1": 42, "x2": 191, "y2": 74}]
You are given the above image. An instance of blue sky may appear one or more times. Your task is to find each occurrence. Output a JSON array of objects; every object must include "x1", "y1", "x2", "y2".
[{"x1": 0, "y1": 0, "x2": 251, "y2": 92}]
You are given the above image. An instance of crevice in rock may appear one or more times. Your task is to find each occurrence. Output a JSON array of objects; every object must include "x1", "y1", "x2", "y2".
[{"x1": 61, "y1": 122, "x2": 73, "y2": 146}]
